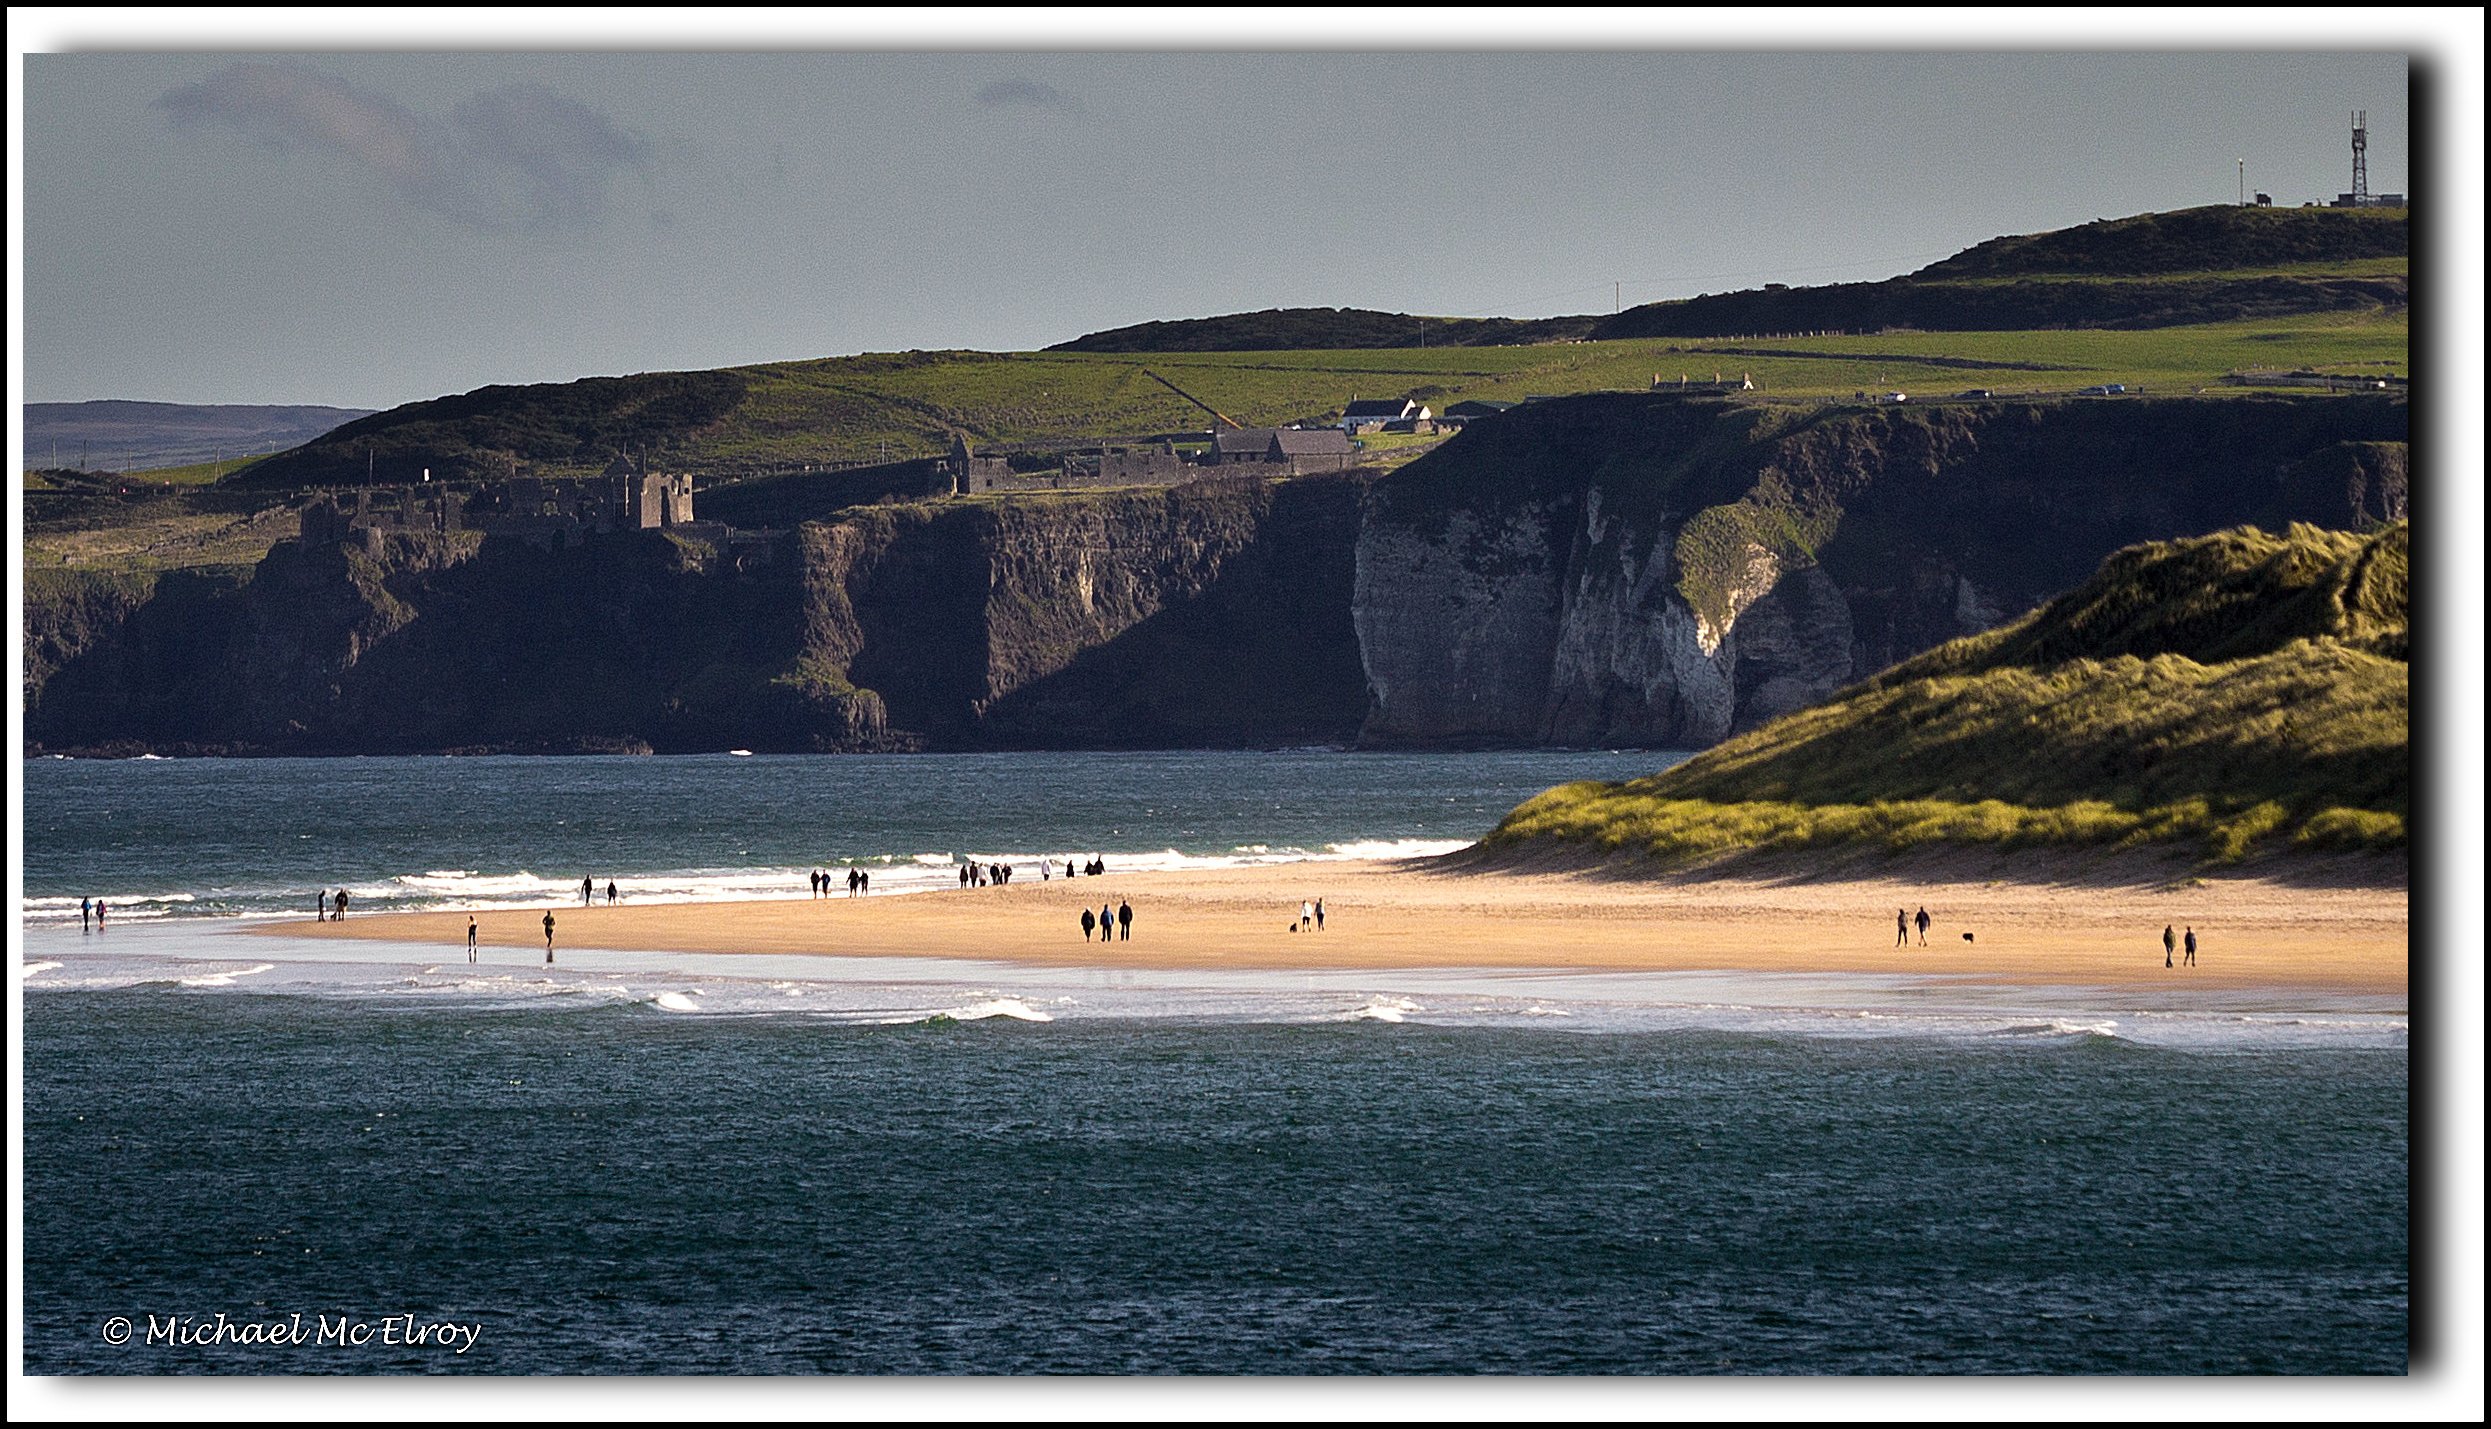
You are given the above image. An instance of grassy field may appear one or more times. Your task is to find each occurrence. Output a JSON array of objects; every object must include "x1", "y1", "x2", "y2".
[
  {"x1": 1486, "y1": 524, "x2": 2409, "y2": 868},
  {"x1": 24, "y1": 497, "x2": 308, "y2": 573},
  {"x1": 22, "y1": 457, "x2": 257, "y2": 491},
  {"x1": 689, "y1": 310, "x2": 2407, "y2": 470},
  {"x1": 206, "y1": 301, "x2": 2402, "y2": 489}
]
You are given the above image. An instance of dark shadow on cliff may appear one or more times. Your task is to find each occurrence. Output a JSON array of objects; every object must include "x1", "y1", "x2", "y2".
[{"x1": 965, "y1": 477, "x2": 1373, "y2": 748}]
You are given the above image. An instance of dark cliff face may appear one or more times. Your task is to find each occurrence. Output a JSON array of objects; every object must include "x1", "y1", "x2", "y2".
[
  {"x1": 801, "y1": 477, "x2": 1372, "y2": 749},
  {"x1": 1352, "y1": 393, "x2": 2407, "y2": 748},
  {"x1": 22, "y1": 396, "x2": 2405, "y2": 756},
  {"x1": 24, "y1": 477, "x2": 1375, "y2": 755}
]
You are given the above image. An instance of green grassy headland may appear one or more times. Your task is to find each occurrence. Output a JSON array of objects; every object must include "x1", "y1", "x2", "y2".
[{"x1": 1485, "y1": 523, "x2": 2408, "y2": 868}]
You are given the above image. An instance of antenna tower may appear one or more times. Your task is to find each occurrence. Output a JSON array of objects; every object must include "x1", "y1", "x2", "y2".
[{"x1": 2350, "y1": 110, "x2": 2369, "y2": 206}]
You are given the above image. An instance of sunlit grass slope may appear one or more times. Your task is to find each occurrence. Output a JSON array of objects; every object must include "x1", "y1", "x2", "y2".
[{"x1": 1487, "y1": 523, "x2": 2408, "y2": 866}]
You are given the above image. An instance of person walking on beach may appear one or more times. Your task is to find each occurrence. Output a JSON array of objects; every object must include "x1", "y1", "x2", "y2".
[
  {"x1": 1301, "y1": 899, "x2": 1315, "y2": 933},
  {"x1": 1081, "y1": 907, "x2": 1097, "y2": 942},
  {"x1": 543, "y1": 910, "x2": 557, "y2": 962},
  {"x1": 1316, "y1": 899, "x2": 1325, "y2": 932},
  {"x1": 334, "y1": 889, "x2": 349, "y2": 921},
  {"x1": 81, "y1": 897, "x2": 92, "y2": 932},
  {"x1": 2184, "y1": 926, "x2": 2198, "y2": 967},
  {"x1": 606, "y1": 880, "x2": 618, "y2": 906},
  {"x1": 1100, "y1": 903, "x2": 1114, "y2": 943},
  {"x1": 96, "y1": 898, "x2": 108, "y2": 928},
  {"x1": 582, "y1": 876, "x2": 595, "y2": 906},
  {"x1": 467, "y1": 915, "x2": 479, "y2": 963},
  {"x1": 1897, "y1": 909, "x2": 1910, "y2": 948},
  {"x1": 2164, "y1": 924, "x2": 2176, "y2": 969},
  {"x1": 859, "y1": 869, "x2": 870, "y2": 895},
  {"x1": 1914, "y1": 906, "x2": 1931, "y2": 946},
  {"x1": 1117, "y1": 899, "x2": 1133, "y2": 942}
]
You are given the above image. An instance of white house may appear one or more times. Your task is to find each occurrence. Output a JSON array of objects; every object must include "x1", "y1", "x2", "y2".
[{"x1": 1338, "y1": 397, "x2": 1433, "y2": 433}]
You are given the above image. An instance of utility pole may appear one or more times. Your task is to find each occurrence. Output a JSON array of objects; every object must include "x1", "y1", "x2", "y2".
[{"x1": 1615, "y1": 280, "x2": 1621, "y2": 314}]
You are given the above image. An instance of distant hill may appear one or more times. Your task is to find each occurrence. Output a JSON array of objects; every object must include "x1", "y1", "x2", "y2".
[
  {"x1": 25, "y1": 401, "x2": 376, "y2": 473},
  {"x1": 1046, "y1": 307, "x2": 1601, "y2": 353},
  {"x1": 1598, "y1": 205, "x2": 2406, "y2": 338},
  {"x1": 228, "y1": 372, "x2": 749, "y2": 490},
  {"x1": 1486, "y1": 522, "x2": 2408, "y2": 866},
  {"x1": 163, "y1": 204, "x2": 2408, "y2": 494},
  {"x1": 1914, "y1": 205, "x2": 2409, "y2": 279},
  {"x1": 1054, "y1": 207, "x2": 2408, "y2": 353}
]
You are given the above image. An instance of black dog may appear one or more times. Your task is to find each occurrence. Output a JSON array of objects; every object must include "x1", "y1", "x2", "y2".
[{"x1": 1961, "y1": 932, "x2": 1975, "y2": 943}]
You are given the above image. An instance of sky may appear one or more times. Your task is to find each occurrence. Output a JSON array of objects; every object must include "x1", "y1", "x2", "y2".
[{"x1": 5, "y1": 14, "x2": 2463, "y2": 414}]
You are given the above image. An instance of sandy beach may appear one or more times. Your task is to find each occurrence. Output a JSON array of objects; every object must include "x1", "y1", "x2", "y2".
[{"x1": 267, "y1": 856, "x2": 2409, "y2": 998}]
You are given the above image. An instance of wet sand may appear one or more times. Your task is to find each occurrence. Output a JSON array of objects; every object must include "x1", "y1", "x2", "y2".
[{"x1": 268, "y1": 858, "x2": 2409, "y2": 999}]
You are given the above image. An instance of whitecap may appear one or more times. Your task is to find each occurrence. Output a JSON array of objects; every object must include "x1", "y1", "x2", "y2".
[
  {"x1": 1340, "y1": 996, "x2": 1422, "y2": 1023},
  {"x1": 178, "y1": 963, "x2": 276, "y2": 988},
  {"x1": 652, "y1": 991, "x2": 702, "y2": 1013},
  {"x1": 948, "y1": 998, "x2": 1053, "y2": 1022}
]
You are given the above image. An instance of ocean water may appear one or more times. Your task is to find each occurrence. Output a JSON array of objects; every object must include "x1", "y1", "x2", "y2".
[
  {"x1": 20, "y1": 750, "x2": 1675, "y2": 923},
  {"x1": 17, "y1": 753, "x2": 2410, "y2": 1375}
]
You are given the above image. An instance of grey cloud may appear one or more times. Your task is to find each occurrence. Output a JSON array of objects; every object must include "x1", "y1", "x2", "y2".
[
  {"x1": 975, "y1": 78, "x2": 1081, "y2": 114},
  {"x1": 154, "y1": 63, "x2": 651, "y2": 232}
]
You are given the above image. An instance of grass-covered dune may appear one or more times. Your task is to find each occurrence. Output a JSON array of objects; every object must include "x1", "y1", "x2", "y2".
[{"x1": 1486, "y1": 523, "x2": 2408, "y2": 867}]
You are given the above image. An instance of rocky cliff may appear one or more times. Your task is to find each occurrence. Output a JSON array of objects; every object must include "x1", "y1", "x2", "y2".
[
  {"x1": 23, "y1": 476, "x2": 1371, "y2": 755},
  {"x1": 23, "y1": 395, "x2": 2405, "y2": 755},
  {"x1": 1353, "y1": 393, "x2": 2408, "y2": 747}
]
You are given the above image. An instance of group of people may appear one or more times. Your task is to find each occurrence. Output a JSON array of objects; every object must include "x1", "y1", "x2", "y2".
[
  {"x1": 78, "y1": 897, "x2": 108, "y2": 930},
  {"x1": 1080, "y1": 899, "x2": 1134, "y2": 942},
  {"x1": 959, "y1": 862, "x2": 1017, "y2": 888},
  {"x1": 580, "y1": 877, "x2": 617, "y2": 906},
  {"x1": 1894, "y1": 905, "x2": 1934, "y2": 946},
  {"x1": 1293, "y1": 899, "x2": 1326, "y2": 933},
  {"x1": 811, "y1": 868, "x2": 870, "y2": 896},
  {"x1": 312, "y1": 888, "x2": 350, "y2": 921},
  {"x1": 2163, "y1": 924, "x2": 2200, "y2": 968}
]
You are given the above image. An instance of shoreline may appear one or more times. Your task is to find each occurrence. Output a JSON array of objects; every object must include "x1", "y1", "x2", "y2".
[{"x1": 249, "y1": 857, "x2": 2409, "y2": 999}]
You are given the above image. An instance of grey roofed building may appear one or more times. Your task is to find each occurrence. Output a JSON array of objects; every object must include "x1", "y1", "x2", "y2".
[
  {"x1": 1207, "y1": 426, "x2": 1357, "y2": 472},
  {"x1": 1271, "y1": 427, "x2": 1354, "y2": 457},
  {"x1": 1211, "y1": 427, "x2": 1280, "y2": 460}
]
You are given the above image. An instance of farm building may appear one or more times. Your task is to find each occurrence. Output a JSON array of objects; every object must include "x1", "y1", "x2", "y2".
[{"x1": 1338, "y1": 397, "x2": 1433, "y2": 433}]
